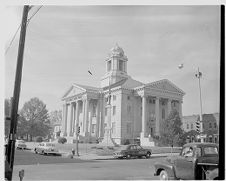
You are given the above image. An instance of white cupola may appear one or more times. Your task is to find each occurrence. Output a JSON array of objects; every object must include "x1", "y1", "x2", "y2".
[{"x1": 101, "y1": 44, "x2": 130, "y2": 88}]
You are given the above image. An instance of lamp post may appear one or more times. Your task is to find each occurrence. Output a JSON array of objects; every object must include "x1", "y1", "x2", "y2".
[{"x1": 195, "y1": 67, "x2": 204, "y2": 143}]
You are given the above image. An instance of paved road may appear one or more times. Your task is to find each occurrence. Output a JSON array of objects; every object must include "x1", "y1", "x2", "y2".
[
  {"x1": 14, "y1": 149, "x2": 93, "y2": 165},
  {"x1": 12, "y1": 150, "x2": 161, "y2": 180}
]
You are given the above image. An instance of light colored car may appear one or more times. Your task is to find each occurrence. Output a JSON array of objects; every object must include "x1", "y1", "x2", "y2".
[
  {"x1": 15, "y1": 139, "x2": 27, "y2": 150},
  {"x1": 34, "y1": 142, "x2": 59, "y2": 155}
]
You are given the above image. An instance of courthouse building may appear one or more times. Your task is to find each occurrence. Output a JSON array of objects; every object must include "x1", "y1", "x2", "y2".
[{"x1": 60, "y1": 44, "x2": 185, "y2": 146}]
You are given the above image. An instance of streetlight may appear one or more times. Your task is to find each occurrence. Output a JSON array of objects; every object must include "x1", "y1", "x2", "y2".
[
  {"x1": 195, "y1": 67, "x2": 204, "y2": 143},
  {"x1": 178, "y1": 65, "x2": 205, "y2": 143}
]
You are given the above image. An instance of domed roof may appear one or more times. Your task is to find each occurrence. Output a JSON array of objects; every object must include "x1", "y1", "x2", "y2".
[{"x1": 110, "y1": 43, "x2": 124, "y2": 57}]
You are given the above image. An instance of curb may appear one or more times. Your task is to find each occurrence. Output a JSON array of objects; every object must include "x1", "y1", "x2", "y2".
[{"x1": 70, "y1": 152, "x2": 180, "y2": 160}]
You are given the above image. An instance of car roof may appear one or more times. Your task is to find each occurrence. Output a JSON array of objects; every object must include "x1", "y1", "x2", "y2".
[{"x1": 183, "y1": 142, "x2": 218, "y2": 147}]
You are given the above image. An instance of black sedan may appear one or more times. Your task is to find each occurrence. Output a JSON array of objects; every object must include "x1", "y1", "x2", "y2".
[{"x1": 113, "y1": 144, "x2": 152, "y2": 159}]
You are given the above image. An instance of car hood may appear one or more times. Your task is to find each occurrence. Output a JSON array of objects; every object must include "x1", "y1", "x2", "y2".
[{"x1": 165, "y1": 156, "x2": 180, "y2": 164}]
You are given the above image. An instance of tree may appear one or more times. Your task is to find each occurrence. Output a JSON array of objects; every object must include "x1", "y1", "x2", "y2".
[
  {"x1": 19, "y1": 97, "x2": 51, "y2": 141},
  {"x1": 160, "y1": 109, "x2": 184, "y2": 146},
  {"x1": 49, "y1": 110, "x2": 62, "y2": 126}
]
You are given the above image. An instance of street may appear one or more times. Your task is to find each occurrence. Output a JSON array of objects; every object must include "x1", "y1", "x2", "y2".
[{"x1": 12, "y1": 149, "x2": 161, "y2": 180}]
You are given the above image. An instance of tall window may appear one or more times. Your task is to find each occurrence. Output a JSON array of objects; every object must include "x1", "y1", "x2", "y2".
[
  {"x1": 119, "y1": 60, "x2": 123, "y2": 71},
  {"x1": 162, "y1": 109, "x2": 165, "y2": 119},
  {"x1": 113, "y1": 106, "x2": 116, "y2": 115},
  {"x1": 191, "y1": 123, "x2": 193, "y2": 129},
  {"x1": 105, "y1": 108, "x2": 107, "y2": 116},
  {"x1": 127, "y1": 105, "x2": 131, "y2": 113},
  {"x1": 214, "y1": 123, "x2": 217, "y2": 128},
  {"x1": 91, "y1": 124, "x2": 96, "y2": 133},
  {"x1": 107, "y1": 61, "x2": 111, "y2": 71},
  {"x1": 112, "y1": 122, "x2": 116, "y2": 134},
  {"x1": 93, "y1": 105, "x2": 96, "y2": 117},
  {"x1": 209, "y1": 123, "x2": 212, "y2": 128},
  {"x1": 187, "y1": 124, "x2": 189, "y2": 129},
  {"x1": 127, "y1": 123, "x2": 132, "y2": 134},
  {"x1": 113, "y1": 95, "x2": 116, "y2": 101}
]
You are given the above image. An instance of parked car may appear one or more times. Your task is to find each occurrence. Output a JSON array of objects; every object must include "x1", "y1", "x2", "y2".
[
  {"x1": 113, "y1": 144, "x2": 152, "y2": 159},
  {"x1": 15, "y1": 139, "x2": 27, "y2": 150},
  {"x1": 154, "y1": 142, "x2": 219, "y2": 180},
  {"x1": 34, "y1": 142, "x2": 59, "y2": 155}
]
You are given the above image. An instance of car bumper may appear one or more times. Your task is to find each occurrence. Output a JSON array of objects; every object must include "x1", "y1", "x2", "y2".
[
  {"x1": 45, "y1": 150, "x2": 59, "y2": 154},
  {"x1": 113, "y1": 153, "x2": 125, "y2": 158}
]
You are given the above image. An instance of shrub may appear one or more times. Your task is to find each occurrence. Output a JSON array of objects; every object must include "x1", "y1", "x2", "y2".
[
  {"x1": 58, "y1": 137, "x2": 67, "y2": 144},
  {"x1": 35, "y1": 136, "x2": 43, "y2": 142}
]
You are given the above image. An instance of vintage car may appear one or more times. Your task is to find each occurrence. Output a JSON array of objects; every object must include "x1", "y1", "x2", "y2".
[
  {"x1": 34, "y1": 142, "x2": 59, "y2": 155},
  {"x1": 15, "y1": 139, "x2": 27, "y2": 150},
  {"x1": 154, "y1": 142, "x2": 219, "y2": 180},
  {"x1": 113, "y1": 144, "x2": 152, "y2": 159}
]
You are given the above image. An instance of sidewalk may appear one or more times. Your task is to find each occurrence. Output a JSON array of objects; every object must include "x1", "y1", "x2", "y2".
[{"x1": 60, "y1": 151, "x2": 179, "y2": 160}]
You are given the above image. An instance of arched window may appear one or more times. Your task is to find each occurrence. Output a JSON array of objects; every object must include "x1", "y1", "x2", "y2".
[{"x1": 119, "y1": 60, "x2": 123, "y2": 71}]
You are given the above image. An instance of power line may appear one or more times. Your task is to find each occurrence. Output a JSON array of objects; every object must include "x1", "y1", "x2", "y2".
[
  {"x1": 27, "y1": 6, "x2": 43, "y2": 25},
  {"x1": 5, "y1": 6, "x2": 43, "y2": 55}
]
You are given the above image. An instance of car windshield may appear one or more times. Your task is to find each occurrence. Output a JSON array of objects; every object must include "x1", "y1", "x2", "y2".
[
  {"x1": 46, "y1": 143, "x2": 55, "y2": 147},
  {"x1": 17, "y1": 140, "x2": 25, "y2": 143},
  {"x1": 203, "y1": 146, "x2": 218, "y2": 155}
]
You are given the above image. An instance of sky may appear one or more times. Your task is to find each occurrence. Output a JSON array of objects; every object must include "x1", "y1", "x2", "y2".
[{"x1": 4, "y1": 5, "x2": 221, "y2": 116}]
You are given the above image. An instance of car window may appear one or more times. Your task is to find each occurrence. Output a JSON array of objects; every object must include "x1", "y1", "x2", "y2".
[
  {"x1": 203, "y1": 147, "x2": 218, "y2": 155},
  {"x1": 182, "y1": 147, "x2": 193, "y2": 157},
  {"x1": 137, "y1": 145, "x2": 142, "y2": 150},
  {"x1": 194, "y1": 147, "x2": 201, "y2": 157}
]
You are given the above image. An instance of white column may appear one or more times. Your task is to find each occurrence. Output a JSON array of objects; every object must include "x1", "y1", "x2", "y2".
[
  {"x1": 76, "y1": 100, "x2": 80, "y2": 128},
  {"x1": 64, "y1": 104, "x2": 68, "y2": 136},
  {"x1": 67, "y1": 103, "x2": 73, "y2": 136},
  {"x1": 82, "y1": 99, "x2": 85, "y2": 132},
  {"x1": 71, "y1": 103, "x2": 75, "y2": 135},
  {"x1": 155, "y1": 97, "x2": 160, "y2": 136},
  {"x1": 61, "y1": 104, "x2": 66, "y2": 135},
  {"x1": 89, "y1": 101, "x2": 93, "y2": 136},
  {"x1": 85, "y1": 98, "x2": 90, "y2": 133},
  {"x1": 96, "y1": 100, "x2": 100, "y2": 138},
  {"x1": 141, "y1": 95, "x2": 147, "y2": 137},
  {"x1": 167, "y1": 99, "x2": 172, "y2": 116}
]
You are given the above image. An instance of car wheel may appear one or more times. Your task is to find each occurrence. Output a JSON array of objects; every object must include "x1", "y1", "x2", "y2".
[
  {"x1": 126, "y1": 154, "x2": 131, "y2": 159},
  {"x1": 160, "y1": 170, "x2": 169, "y2": 180},
  {"x1": 146, "y1": 152, "x2": 151, "y2": 158}
]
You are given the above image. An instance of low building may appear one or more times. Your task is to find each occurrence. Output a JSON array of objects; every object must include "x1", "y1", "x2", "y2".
[
  {"x1": 182, "y1": 113, "x2": 219, "y2": 143},
  {"x1": 53, "y1": 123, "x2": 62, "y2": 139}
]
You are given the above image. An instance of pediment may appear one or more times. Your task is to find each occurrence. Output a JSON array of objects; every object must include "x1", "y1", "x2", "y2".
[
  {"x1": 62, "y1": 85, "x2": 86, "y2": 99},
  {"x1": 146, "y1": 79, "x2": 185, "y2": 95}
]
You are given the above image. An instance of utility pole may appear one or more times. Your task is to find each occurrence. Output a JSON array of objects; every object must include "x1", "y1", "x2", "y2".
[
  {"x1": 76, "y1": 124, "x2": 80, "y2": 156},
  {"x1": 6, "y1": 5, "x2": 29, "y2": 181},
  {"x1": 195, "y1": 67, "x2": 204, "y2": 143}
]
